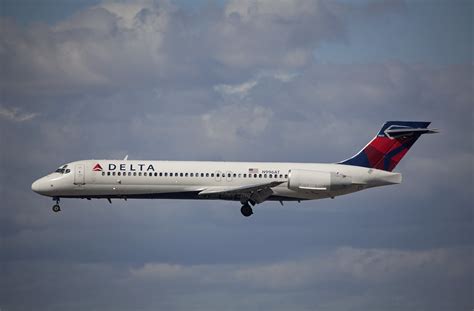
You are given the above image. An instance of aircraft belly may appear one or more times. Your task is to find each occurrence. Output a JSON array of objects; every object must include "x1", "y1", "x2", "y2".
[{"x1": 78, "y1": 184, "x2": 202, "y2": 196}]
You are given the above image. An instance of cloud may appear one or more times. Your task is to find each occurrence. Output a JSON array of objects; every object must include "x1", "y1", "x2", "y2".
[
  {"x1": 0, "y1": 105, "x2": 38, "y2": 122},
  {"x1": 214, "y1": 0, "x2": 344, "y2": 69},
  {"x1": 0, "y1": 0, "x2": 347, "y2": 98},
  {"x1": 201, "y1": 104, "x2": 273, "y2": 144},
  {"x1": 213, "y1": 71, "x2": 298, "y2": 98},
  {"x1": 214, "y1": 79, "x2": 259, "y2": 98},
  {"x1": 4, "y1": 247, "x2": 468, "y2": 310},
  {"x1": 0, "y1": 1, "x2": 472, "y2": 311},
  {"x1": 0, "y1": 2, "x2": 172, "y2": 96},
  {"x1": 232, "y1": 247, "x2": 472, "y2": 289},
  {"x1": 121, "y1": 247, "x2": 474, "y2": 291}
]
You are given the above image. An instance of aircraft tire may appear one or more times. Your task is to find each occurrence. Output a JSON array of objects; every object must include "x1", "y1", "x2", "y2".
[
  {"x1": 52, "y1": 204, "x2": 61, "y2": 213},
  {"x1": 240, "y1": 204, "x2": 253, "y2": 217}
]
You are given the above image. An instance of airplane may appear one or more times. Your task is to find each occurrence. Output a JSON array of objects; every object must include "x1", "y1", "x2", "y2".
[{"x1": 31, "y1": 121, "x2": 437, "y2": 217}]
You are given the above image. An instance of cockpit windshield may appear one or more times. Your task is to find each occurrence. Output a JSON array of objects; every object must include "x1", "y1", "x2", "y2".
[{"x1": 54, "y1": 164, "x2": 70, "y2": 174}]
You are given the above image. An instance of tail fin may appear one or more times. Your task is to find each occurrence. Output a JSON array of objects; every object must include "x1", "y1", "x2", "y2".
[{"x1": 339, "y1": 121, "x2": 438, "y2": 171}]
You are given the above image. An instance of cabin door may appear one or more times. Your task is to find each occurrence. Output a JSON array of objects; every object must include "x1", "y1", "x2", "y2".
[{"x1": 74, "y1": 163, "x2": 86, "y2": 185}]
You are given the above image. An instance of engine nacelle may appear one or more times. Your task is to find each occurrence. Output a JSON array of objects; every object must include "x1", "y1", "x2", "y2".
[{"x1": 288, "y1": 169, "x2": 352, "y2": 192}]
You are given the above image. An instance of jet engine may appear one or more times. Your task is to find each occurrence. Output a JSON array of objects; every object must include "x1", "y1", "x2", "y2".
[{"x1": 288, "y1": 169, "x2": 352, "y2": 192}]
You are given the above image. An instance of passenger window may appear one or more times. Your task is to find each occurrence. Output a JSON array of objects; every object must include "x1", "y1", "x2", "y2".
[
  {"x1": 201, "y1": 173, "x2": 204, "y2": 177},
  {"x1": 112, "y1": 172, "x2": 116, "y2": 176},
  {"x1": 154, "y1": 172, "x2": 157, "y2": 177},
  {"x1": 128, "y1": 172, "x2": 131, "y2": 176},
  {"x1": 217, "y1": 173, "x2": 220, "y2": 177},
  {"x1": 144, "y1": 172, "x2": 147, "y2": 176},
  {"x1": 258, "y1": 174, "x2": 262, "y2": 178},
  {"x1": 279, "y1": 174, "x2": 283, "y2": 178},
  {"x1": 118, "y1": 172, "x2": 121, "y2": 176},
  {"x1": 190, "y1": 173, "x2": 194, "y2": 177},
  {"x1": 206, "y1": 173, "x2": 209, "y2": 177},
  {"x1": 185, "y1": 173, "x2": 189, "y2": 177},
  {"x1": 107, "y1": 172, "x2": 111, "y2": 176},
  {"x1": 263, "y1": 174, "x2": 267, "y2": 178},
  {"x1": 238, "y1": 174, "x2": 241, "y2": 178},
  {"x1": 269, "y1": 174, "x2": 272, "y2": 178},
  {"x1": 133, "y1": 172, "x2": 137, "y2": 176},
  {"x1": 159, "y1": 172, "x2": 163, "y2": 177},
  {"x1": 211, "y1": 173, "x2": 215, "y2": 177},
  {"x1": 102, "y1": 172, "x2": 105, "y2": 176},
  {"x1": 284, "y1": 174, "x2": 288, "y2": 178},
  {"x1": 138, "y1": 172, "x2": 141, "y2": 176},
  {"x1": 164, "y1": 172, "x2": 168, "y2": 177},
  {"x1": 233, "y1": 173, "x2": 236, "y2": 178},
  {"x1": 243, "y1": 174, "x2": 247, "y2": 178}
]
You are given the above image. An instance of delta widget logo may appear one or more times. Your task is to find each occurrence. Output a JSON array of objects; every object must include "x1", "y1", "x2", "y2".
[{"x1": 93, "y1": 163, "x2": 103, "y2": 171}]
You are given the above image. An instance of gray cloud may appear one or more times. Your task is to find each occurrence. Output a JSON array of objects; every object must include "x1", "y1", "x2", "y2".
[
  {"x1": 1, "y1": 247, "x2": 471, "y2": 311},
  {"x1": 0, "y1": 105, "x2": 38, "y2": 122},
  {"x1": 0, "y1": 0, "x2": 472, "y2": 310},
  {"x1": 0, "y1": 0, "x2": 345, "y2": 99}
]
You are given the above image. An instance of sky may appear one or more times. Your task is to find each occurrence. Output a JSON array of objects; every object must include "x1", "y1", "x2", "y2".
[{"x1": 0, "y1": 0, "x2": 472, "y2": 310}]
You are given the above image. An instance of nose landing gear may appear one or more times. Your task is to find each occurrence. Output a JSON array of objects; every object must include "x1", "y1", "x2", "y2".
[{"x1": 52, "y1": 197, "x2": 61, "y2": 213}]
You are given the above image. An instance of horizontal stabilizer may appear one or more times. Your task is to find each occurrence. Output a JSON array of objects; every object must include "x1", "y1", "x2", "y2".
[{"x1": 384, "y1": 127, "x2": 439, "y2": 139}]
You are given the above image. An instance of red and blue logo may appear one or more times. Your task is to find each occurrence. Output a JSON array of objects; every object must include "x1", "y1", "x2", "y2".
[
  {"x1": 92, "y1": 163, "x2": 103, "y2": 171},
  {"x1": 340, "y1": 121, "x2": 433, "y2": 171}
]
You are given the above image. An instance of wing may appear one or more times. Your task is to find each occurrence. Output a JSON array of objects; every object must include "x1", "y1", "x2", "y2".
[{"x1": 198, "y1": 181, "x2": 285, "y2": 204}]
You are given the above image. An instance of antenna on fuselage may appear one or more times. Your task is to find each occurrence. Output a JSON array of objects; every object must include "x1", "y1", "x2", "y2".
[{"x1": 123, "y1": 155, "x2": 129, "y2": 160}]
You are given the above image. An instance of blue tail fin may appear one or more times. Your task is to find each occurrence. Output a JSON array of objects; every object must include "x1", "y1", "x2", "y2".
[{"x1": 339, "y1": 121, "x2": 438, "y2": 171}]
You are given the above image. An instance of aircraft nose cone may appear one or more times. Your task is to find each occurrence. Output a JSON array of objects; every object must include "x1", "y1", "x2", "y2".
[
  {"x1": 32, "y1": 178, "x2": 47, "y2": 194},
  {"x1": 31, "y1": 179, "x2": 41, "y2": 193}
]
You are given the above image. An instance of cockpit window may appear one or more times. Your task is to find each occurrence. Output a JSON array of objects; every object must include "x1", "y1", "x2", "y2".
[{"x1": 54, "y1": 164, "x2": 68, "y2": 174}]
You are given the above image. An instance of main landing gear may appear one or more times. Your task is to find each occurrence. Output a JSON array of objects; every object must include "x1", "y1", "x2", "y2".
[
  {"x1": 52, "y1": 197, "x2": 61, "y2": 213},
  {"x1": 240, "y1": 203, "x2": 253, "y2": 217}
]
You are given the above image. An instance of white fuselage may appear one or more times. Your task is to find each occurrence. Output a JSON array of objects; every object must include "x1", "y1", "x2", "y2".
[{"x1": 32, "y1": 160, "x2": 402, "y2": 202}]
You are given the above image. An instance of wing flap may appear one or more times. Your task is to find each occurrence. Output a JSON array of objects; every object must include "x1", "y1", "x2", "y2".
[{"x1": 198, "y1": 181, "x2": 285, "y2": 204}]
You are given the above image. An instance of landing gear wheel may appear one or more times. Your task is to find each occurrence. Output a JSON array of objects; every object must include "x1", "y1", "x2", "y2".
[
  {"x1": 52, "y1": 204, "x2": 61, "y2": 213},
  {"x1": 240, "y1": 204, "x2": 253, "y2": 217}
]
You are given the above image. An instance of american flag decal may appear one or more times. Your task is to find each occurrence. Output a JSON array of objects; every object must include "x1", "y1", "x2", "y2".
[{"x1": 248, "y1": 168, "x2": 259, "y2": 174}]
